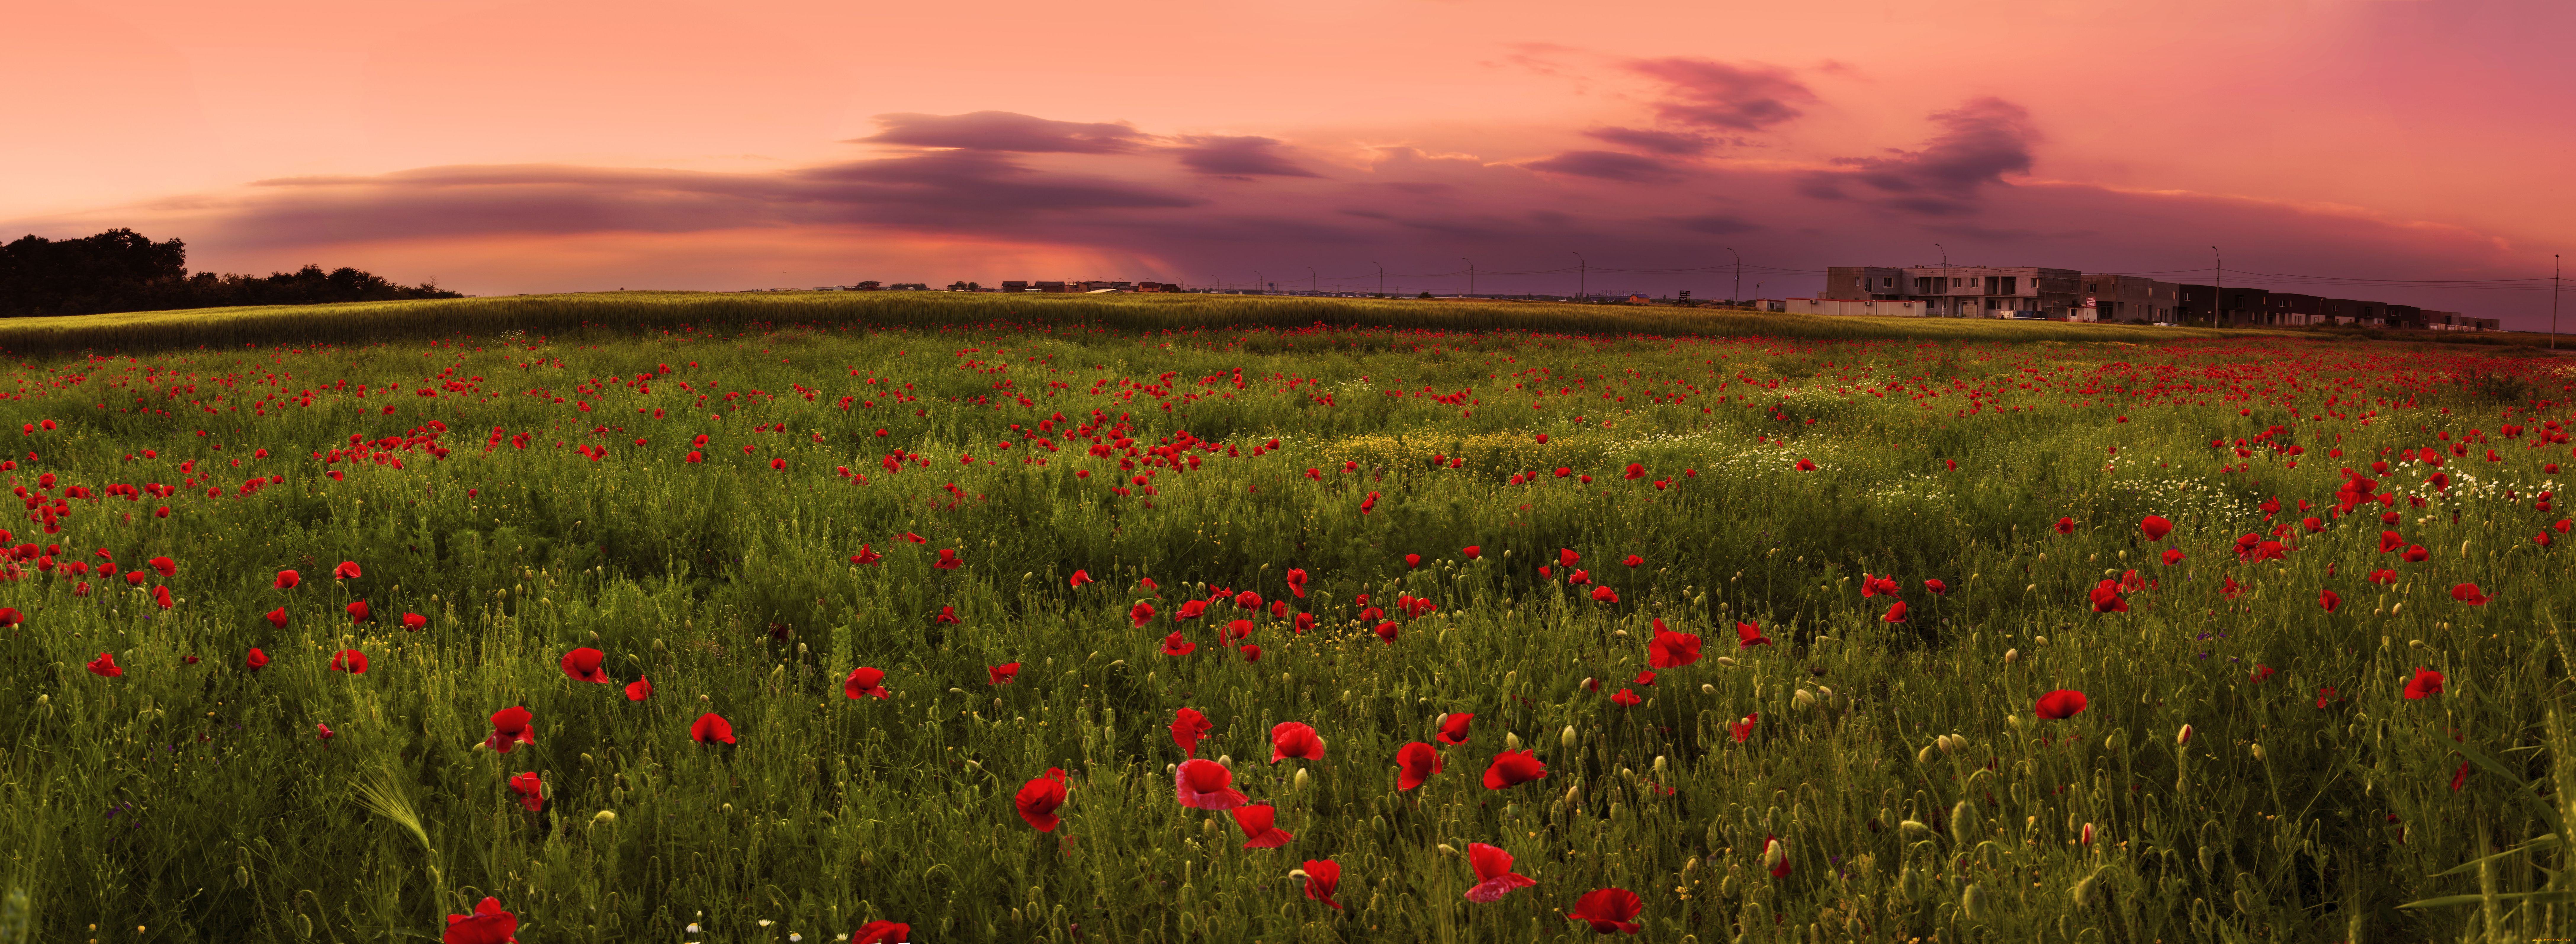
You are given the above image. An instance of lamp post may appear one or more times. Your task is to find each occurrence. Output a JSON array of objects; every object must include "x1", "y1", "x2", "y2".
[
  {"x1": 1727, "y1": 247, "x2": 1741, "y2": 304},
  {"x1": 1572, "y1": 251, "x2": 1587, "y2": 301},
  {"x1": 2552, "y1": 254, "x2": 2560, "y2": 349},
  {"x1": 1307, "y1": 266, "x2": 1317, "y2": 294},
  {"x1": 1372, "y1": 261, "x2": 1384, "y2": 297},
  {"x1": 2209, "y1": 247, "x2": 2222, "y2": 326},
  {"x1": 1462, "y1": 258, "x2": 1475, "y2": 297}
]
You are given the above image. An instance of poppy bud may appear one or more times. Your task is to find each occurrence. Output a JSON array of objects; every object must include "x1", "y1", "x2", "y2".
[
  {"x1": 1293, "y1": 769, "x2": 1310, "y2": 792},
  {"x1": 1715, "y1": 656, "x2": 1735, "y2": 667},
  {"x1": 1899, "y1": 865, "x2": 1922, "y2": 898},
  {"x1": 2071, "y1": 869, "x2": 2102, "y2": 908},
  {"x1": 1791, "y1": 689, "x2": 1816, "y2": 711},
  {"x1": 2079, "y1": 822, "x2": 2096, "y2": 847},
  {"x1": 2034, "y1": 635, "x2": 2049, "y2": 647},
  {"x1": 1899, "y1": 819, "x2": 1931, "y2": 840},
  {"x1": 2250, "y1": 743, "x2": 2265, "y2": 761},
  {"x1": 1915, "y1": 744, "x2": 1938, "y2": 766},
  {"x1": 1559, "y1": 725, "x2": 1576, "y2": 751},
  {"x1": 1961, "y1": 883, "x2": 1986, "y2": 919},
  {"x1": 1503, "y1": 732, "x2": 1520, "y2": 752},
  {"x1": 2006, "y1": 715, "x2": 2021, "y2": 730},
  {"x1": 1652, "y1": 755, "x2": 1666, "y2": 774},
  {"x1": 1437, "y1": 844, "x2": 1459, "y2": 856},
  {"x1": 1701, "y1": 684, "x2": 1716, "y2": 694},
  {"x1": 1950, "y1": 799, "x2": 1975, "y2": 847},
  {"x1": 592, "y1": 810, "x2": 617, "y2": 826},
  {"x1": 2003, "y1": 648, "x2": 2018, "y2": 664}
]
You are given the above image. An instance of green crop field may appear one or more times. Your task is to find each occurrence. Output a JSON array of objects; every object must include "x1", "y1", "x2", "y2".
[{"x1": 0, "y1": 293, "x2": 2570, "y2": 943}]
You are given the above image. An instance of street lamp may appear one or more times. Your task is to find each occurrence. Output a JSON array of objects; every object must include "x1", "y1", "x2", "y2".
[
  {"x1": 1572, "y1": 251, "x2": 1587, "y2": 301},
  {"x1": 1462, "y1": 258, "x2": 1475, "y2": 297},
  {"x1": 1727, "y1": 247, "x2": 1741, "y2": 304}
]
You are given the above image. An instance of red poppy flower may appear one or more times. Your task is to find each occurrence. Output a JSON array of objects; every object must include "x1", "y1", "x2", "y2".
[
  {"x1": 1232, "y1": 804, "x2": 1295, "y2": 848},
  {"x1": 1736, "y1": 622, "x2": 1771, "y2": 648},
  {"x1": 988, "y1": 662, "x2": 1020, "y2": 685},
  {"x1": 2451, "y1": 760, "x2": 2470, "y2": 792},
  {"x1": 145, "y1": 556, "x2": 176, "y2": 578},
  {"x1": 2317, "y1": 686, "x2": 2338, "y2": 709},
  {"x1": 560, "y1": 647, "x2": 610, "y2": 683},
  {"x1": 153, "y1": 585, "x2": 174, "y2": 609},
  {"x1": 86, "y1": 652, "x2": 122, "y2": 678},
  {"x1": 2054, "y1": 516, "x2": 2075, "y2": 535},
  {"x1": 333, "y1": 561, "x2": 362, "y2": 580},
  {"x1": 1794, "y1": 457, "x2": 1816, "y2": 471},
  {"x1": 2315, "y1": 589, "x2": 2340, "y2": 613},
  {"x1": 1396, "y1": 741, "x2": 1442, "y2": 789},
  {"x1": 2222, "y1": 575, "x2": 2245, "y2": 599},
  {"x1": 2401, "y1": 545, "x2": 2431, "y2": 563},
  {"x1": 2139, "y1": 515, "x2": 2174, "y2": 542},
  {"x1": 1632, "y1": 670, "x2": 1656, "y2": 686},
  {"x1": 1300, "y1": 859, "x2": 1343, "y2": 909},
  {"x1": 1284, "y1": 568, "x2": 1308, "y2": 598},
  {"x1": 852, "y1": 920, "x2": 909, "y2": 944},
  {"x1": 2365, "y1": 568, "x2": 2396, "y2": 585},
  {"x1": 1483, "y1": 749, "x2": 1547, "y2": 789},
  {"x1": 1559, "y1": 548, "x2": 1581, "y2": 568},
  {"x1": 1731, "y1": 713, "x2": 1758, "y2": 743},
  {"x1": 1762, "y1": 834, "x2": 1792, "y2": 878},
  {"x1": 273, "y1": 569, "x2": 300, "y2": 589},
  {"x1": 346, "y1": 600, "x2": 370, "y2": 623},
  {"x1": 1241, "y1": 643, "x2": 1262, "y2": 663},
  {"x1": 690, "y1": 712, "x2": 735, "y2": 745},
  {"x1": 508, "y1": 772, "x2": 544, "y2": 812},
  {"x1": 1464, "y1": 843, "x2": 1537, "y2": 902},
  {"x1": 1567, "y1": 887, "x2": 1644, "y2": 935},
  {"x1": 1171, "y1": 707, "x2": 1212, "y2": 756},
  {"x1": 1130, "y1": 601, "x2": 1158, "y2": 627},
  {"x1": 442, "y1": 896, "x2": 518, "y2": 944},
  {"x1": 1233, "y1": 590, "x2": 1262, "y2": 610},
  {"x1": 1226, "y1": 619, "x2": 1255, "y2": 642},
  {"x1": 1174, "y1": 758, "x2": 1248, "y2": 810},
  {"x1": 479, "y1": 705, "x2": 534, "y2": 752},
  {"x1": 1644, "y1": 623, "x2": 1702, "y2": 669},
  {"x1": 2302, "y1": 517, "x2": 2324, "y2": 533},
  {"x1": 1403, "y1": 553, "x2": 1422, "y2": 569},
  {"x1": 244, "y1": 647, "x2": 270, "y2": 671},
  {"x1": 2161, "y1": 549, "x2": 2186, "y2": 566},
  {"x1": 1160, "y1": 631, "x2": 1196, "y2": 656},
  {"x1": 1270, "y1": 722, "x2": 1326, "y2": 763},
  {"x1": 1924, "y1": 578, "x2": 1949, "y2": 596},
  {"x1": 1176, "y1": 600, "x2": 1208, "y2": 620},
  {"x1": 2450, "y1": 583, "x2": 2489, "y2": 606},
  {"x1": 844, "y1": 667, "x2": 888, "y2": 700},
  {"x1": 900, "y1": 532, "x2": 926, "y2": 543},
  {"x1": 932, "y1": 548, "x2": 961, "y2": 569},
  {"x1": 2404, "y1": 667, "x2": 2445, "y2": 699},
  {"x1": 1610, "y1": 688, "x2": 1641, "y2": 707},
  {"x1": 851, "y1": 545, "x2": 883, "y2": 566},
  {"x1": 1462, "y1": 546, "x2": 1481, "y2": 559},
  {"x1": 2087, "y1": 582, "x2": 2127, "y2": 614},
  {"x1": 329, "y1": 649, "x2": 368, "y2": 673},
  {"x1": 264, "y1": 606, "x2": 288, "y2": 629},
  {"x1": 402, "y1": 612, "x2": 427, "y2": 631},
  {"x1": 2250, "y1": 664, "x2": 2277, "y2": 683},
  {"x1": 1015, "y1": 767, "x2": 1069, "y2": 831},
  {"x1": 1368, "y1": 620, "x2": 1398, "y2": 644},
  {"x1": 2035, "y1": 689, "x2": 2088, "y2": 719},
  {"x1": 625, "y1": 675, "x2": 653, "y2": 701},
  {"x1": 1882, "y1": 601, "x2": 1908, "y2": 622},
  {"x1": 1067, "y1": 569, "x2": 1093, "y2": 589},
  {"x1": 1590, "y1": 586, "x2": 1620, "y2": 604},
  {"x1": 1437, "y1": 712, "x2": 1474, "y2": 746}
]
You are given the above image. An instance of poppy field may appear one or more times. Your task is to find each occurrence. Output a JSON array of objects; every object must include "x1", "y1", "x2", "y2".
[{"x1": 2, "y1": 304, "x2": 2573, "y2": 943}]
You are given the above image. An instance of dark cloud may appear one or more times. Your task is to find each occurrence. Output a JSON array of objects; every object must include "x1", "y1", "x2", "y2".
[
  {"x1": 1584, "y1": 126, "x2": 1720, "y2": 156},
  {"x1": 1625, "y1": 59, "x2": 1816, "y2": 132},
  {"x1": 205, "y1": 150, "x2": 1199, "y2": 246},
  {"x1": 1803, "y1": 97, "x2": 2037, "y2": 216},
  {"x1": 1523, "y1": 150, "x2": 1683, "y2": 183},
  {"x1": 854, "y1": 111, "x2": 1147, "y2": 153},
  {"x1": 1170, "y1": 136, "x2": 1321, "y2": 178}
]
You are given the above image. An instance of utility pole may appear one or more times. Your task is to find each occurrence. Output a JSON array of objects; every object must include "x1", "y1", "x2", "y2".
[
  {"x1": 1573, "y1": 251, "x2": 1587, "y2": 301},
  {"x1": 2553, "y1": 254, "x2": 2561, "y2": 349},
  {"x1": 1254, "y1": 271, "x2": 1265, "y2": 295},
  {"x1": 1373, "y1": 261, "x2": 1384, "y2": 297},
  {"x1": 2210, "y1": 246, "x2": 2223, "y2": 327},
  {"x1": 1462, "y1": 258, "x2": 1475, "y2": 297},
  {"x1": 1307, "y1": 266, "x2": 1317, "y2": 294},
  {"x1": 1727, "y1": 247, "x2": 1741, "y2": 304}
]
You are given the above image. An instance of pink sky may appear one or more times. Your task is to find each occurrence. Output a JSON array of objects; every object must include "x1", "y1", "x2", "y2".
[{"x1": 8, "y1": 0, "x2": 2572, "y2": 325}]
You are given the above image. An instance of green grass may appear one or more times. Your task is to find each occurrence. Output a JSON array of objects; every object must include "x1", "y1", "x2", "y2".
[
  {"x1": 0, "y1": 291, "x2": 2307, "y2": 358},
  {"x1": 0, "y1": 302, "x2": 2571, "y2": 943}
]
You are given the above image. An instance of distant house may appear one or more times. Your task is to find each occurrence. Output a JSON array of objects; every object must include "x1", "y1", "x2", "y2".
[
  {"x1": 1135, "y1": 281, "x2": 1179, "y2": 293},
  {"x1": 852, "y1": 281, "x2": 882, "y2": 291},
  {"x1": 1785, "y1": 298, "x2": 1927, "y2": 317},
  {"x1": 1001, "y1": 281, "x2": 1030, "y2": 293},
  {"x1": 1826, "y1": 265, "x2": 2080, "y2": 318},
  {"x1": 1034, "y1": 281, "x2": 1069, "y2": 293},
  {"x1": 2080, "y1": 274, "x2": 2182, "y2": 323},
  {"x1": 1625, "y1": 294, "x2": 1654, "y2": 305}
]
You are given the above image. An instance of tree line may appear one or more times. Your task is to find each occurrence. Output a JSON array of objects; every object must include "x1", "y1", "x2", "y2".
[{"x1": 0, "y1": 228, "x2": 461, "y2": 318}]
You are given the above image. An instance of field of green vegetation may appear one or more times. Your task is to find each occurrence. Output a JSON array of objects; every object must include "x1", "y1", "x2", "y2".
[{"x1": 0, "y1": 294, "x2": 2571, "y2": 943}]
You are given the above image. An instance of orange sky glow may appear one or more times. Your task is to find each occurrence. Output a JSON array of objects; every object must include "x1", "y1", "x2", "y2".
[{"x1": 8, "y1": 0, "x2": 2572, "y2": 325}]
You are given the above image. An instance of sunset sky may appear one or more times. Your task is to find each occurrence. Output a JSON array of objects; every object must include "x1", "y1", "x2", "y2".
[{"x1": 9, "y1": 0, "x2": 2572, "y2": 325}]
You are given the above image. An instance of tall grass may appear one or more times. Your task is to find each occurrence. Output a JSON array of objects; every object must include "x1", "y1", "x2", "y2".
[{"x1": 0, "y1": 315, "x2": 2568, "y2": 942}]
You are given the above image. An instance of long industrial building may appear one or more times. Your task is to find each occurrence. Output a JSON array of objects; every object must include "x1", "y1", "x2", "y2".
[{"x1": 1820, "y1": 265, "x2": 2496, "y2": 330}]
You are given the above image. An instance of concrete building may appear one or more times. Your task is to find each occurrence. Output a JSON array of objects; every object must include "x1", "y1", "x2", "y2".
[
  {"x1": 1785, "y1": 298, "x2": 1927, "y2": 317},
  {"x1": 1824, "y1": 265, "x2": 2083, "y2": 318},
  {"x1": 2079, "y1": 274, "x2": 2182, "y2": 323}
]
